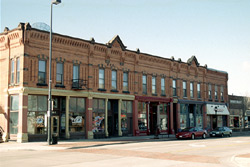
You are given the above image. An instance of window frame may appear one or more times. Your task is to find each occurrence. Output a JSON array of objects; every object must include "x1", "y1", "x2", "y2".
[
  {"x1": 16, "y1": 58, "x2": 20, "y2": 84},
  {"x1": 161, "y1": 77, "x2": 165, "y2": 95},
  {"x1": 183, "y1": 81, "x2": 187, "y2": 97},
  {"x1": 190, "y1": 82, "x2": 194, "y2": 98},
  {"x1": 197, "y1": 83, "x2": 201, "y2": 98},
  {"x1": 152, "y1": 76, "x2": 156, "y2": 94},
  {"x1": 111, "y1": 70, "x2": 117, "y2": 90},
  {"x1": 220, "y1": 85, "x2": 224, "y2": 101},
  {"x1": 99, "y1": 68, "x2": 105, "y2": 89},
  {"x1": 173, "y1": 79, "x2": 177, "y2": 96},
  {"x1": 142, "y1": 75, "x2": 147, "y2": 94},
  {"x1": 11, "y1": 59, "x2": 15, "y2": 84},
  {"x1": 38, "y1": 60, "x2": 46, "y2": 84},
  {"x1": 215, "y1": 85, "x2": 218, "y2": 100},
  {"x1": 123, "y1": 72, "x2": 128, "y2": 92},
  {"x1": 56, "y1": 62, "x2": 64, "y2": 85}
]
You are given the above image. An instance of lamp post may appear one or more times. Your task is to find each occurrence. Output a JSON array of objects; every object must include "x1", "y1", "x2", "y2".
[{"x1": 48, "y1": 0, "x2": 61, "y2": 145}]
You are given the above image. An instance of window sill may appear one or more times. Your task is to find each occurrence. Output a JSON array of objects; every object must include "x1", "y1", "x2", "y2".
[
  {"x1": 152, "y1": 93, "x2": 158, "y2": 96},
  {"x1": 55, "y1": 85, "x2": 65, "y2": 88},
  {"x1": 37, "y1": 83, "x2": 48, "y2": 86},
  {"x1": 122, "y1": 91, "x2": 130, "y2": 94},
  {"x1": 111, "y1": 89, "x2": 119, "y2": 92},
  {"x1": 208, "y1": 99, "x2": 213, "y2": 101},
  {"x1": 215, "y1": 99, "x2": 219, "y2": 102},
  {"x1": 161, "y1": 94, "x2": 166, "y2": 97},
  {"x1": 98, "y1": 88, "x2": 106, "y2": 92}
]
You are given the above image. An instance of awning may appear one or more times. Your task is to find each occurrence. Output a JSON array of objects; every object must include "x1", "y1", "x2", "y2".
[{"x1": 206, "y1": 104, "x2": 230, "y2": 115}]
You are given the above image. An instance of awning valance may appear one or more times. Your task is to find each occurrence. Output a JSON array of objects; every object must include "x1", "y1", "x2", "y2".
[{"x1": 206, "y1": 104, "x2": 229, "y2": 115}]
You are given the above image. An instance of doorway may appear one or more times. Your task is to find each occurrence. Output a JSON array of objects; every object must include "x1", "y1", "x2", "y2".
[
  {"x1": 212, "y1": 115, "x2": 217, "y2": 129},
  {"x1": 108, "y1": 100, "x2": 118, "y2": 137},
  {"x1": 52, "y1": 96, "x2": 66, "y2": 139},
  {"x1": 149, "y1": 103, "x2": 158, "y2": 135}
]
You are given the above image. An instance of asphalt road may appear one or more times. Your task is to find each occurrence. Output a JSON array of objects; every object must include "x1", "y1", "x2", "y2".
[{"x1": 1, "y1": 136, "x2": 250, "y2": 167}]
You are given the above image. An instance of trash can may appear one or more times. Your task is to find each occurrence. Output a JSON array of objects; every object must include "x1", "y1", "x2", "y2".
[{"x1": 51, "y1": 134, "x2": 58, "y2": 144}]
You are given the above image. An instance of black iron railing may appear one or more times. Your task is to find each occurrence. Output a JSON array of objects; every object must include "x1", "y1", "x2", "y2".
[{"x1": 72, "y1": 79, "x2": 88, "y2": 89}]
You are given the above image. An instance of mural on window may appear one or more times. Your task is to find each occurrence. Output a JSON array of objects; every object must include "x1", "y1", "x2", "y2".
[
  {"x1": 159, "y1": 104, "x2": 168, "y2": 131},
  {"x1": 138, "y1": 102, "x2": 147, "y2": 131},
  {"x1": 69, "y1": 97, "x2": 85, "y2": 133},
  {"x1": 180, "y1": 104, "x2": 188, "y2": 129},
  {"x1": 195, "y1": 104, "x2": 203, "y2": 128},
  {"x1": 92, "y1": 99, "x2": 105, "y2": 133},
  {"x1": 121, "y1": 101, "x2": 133, "y2": 134},
  {"x1": 27, "y1": 95, "x2": 48, "y2": 135}
]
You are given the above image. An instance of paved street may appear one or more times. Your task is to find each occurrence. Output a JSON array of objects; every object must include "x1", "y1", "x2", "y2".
[{"x1": 1, "y1": 136, "x2": 250, "y2": 167}]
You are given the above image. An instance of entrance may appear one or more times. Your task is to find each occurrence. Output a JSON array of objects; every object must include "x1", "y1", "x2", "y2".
[
  {"x1": 52, "y1": 96, "x2": 66, "y2": 139},
  {"x1": 188, "y1": 104, "x2": 195, "y2": 127},
  {"x1": 108, "y1": 100, "x2": 118, "y2": 136},
  {"x1": 9, "y1": 112, "x2": 19, "y2": 139},
  {"x1": 149, "y1": 103, "x2": 158, "y2": 135},
  {"x1": 212, "y1": 115, "x2": 217, "y2": 129}
]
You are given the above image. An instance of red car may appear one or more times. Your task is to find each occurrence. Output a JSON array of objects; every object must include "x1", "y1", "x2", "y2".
[{"x1": 176, "y1": 127, "x2": 207, "y2": 140}]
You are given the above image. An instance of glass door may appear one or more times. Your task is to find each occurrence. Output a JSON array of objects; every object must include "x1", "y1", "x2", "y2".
[
  {"x1": 51, "y1": 116, "x2": 59, "y2": 136},
  {"x1": 10, "y1": 112, "x2": 19, "y2": 134}
]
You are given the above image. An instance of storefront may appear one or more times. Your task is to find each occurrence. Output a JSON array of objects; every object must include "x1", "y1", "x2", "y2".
[
  {"x1": 178, "y1": 100, "x2": 205, "y2": 131},
  {"x1": 206, "y1": 104, "x2": 229, "y2": 130},
  {"x1": 135, "y1": 96, "x2": 172, "y2": 136}
]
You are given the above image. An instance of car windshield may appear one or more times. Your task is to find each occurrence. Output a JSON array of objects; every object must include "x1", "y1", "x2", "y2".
[
  {"x1": 214, "y1": 127, "x2": 223, "y2": 131},
  {"x1": 181, "y1": 127, "x2": 194, "y2": 132}
]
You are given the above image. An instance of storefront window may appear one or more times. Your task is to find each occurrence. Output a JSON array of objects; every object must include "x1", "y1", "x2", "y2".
[
  {"x1": 217, "y1": 115, "x2": 223, "y2": 127},
  {"x1": 138, "y1": 102, "x2": 147, "y2": 131},
  {"x1": 195, "y1": 104, "x2": 203, "y2": 128},
  {"x1": 180, "y1": 104, "x2": 187, "y2": 129},
  {"x1": 27, "y1": 95, "x2": 48, "y2": 135},
  {"x1": 121, "y1": 101, "x2": 133, "y2": 134},
  {"x1": 207, "y1": 116, "x2": 211, "y2": 130},
  {"x1": 92, "y1": 99, "x2": 105, "y2": 133},
  {"x1": 159, "y1": 104, "x2": 168, "y2": 131},
  {"x1": 69, "y1": 97, "x2": 85, "y2": 133}
]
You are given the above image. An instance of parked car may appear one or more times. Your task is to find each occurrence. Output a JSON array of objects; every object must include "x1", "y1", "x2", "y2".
[
  {"x1": 209, "y1": 127, "x2": 232, "y2": 137},
  {"x1": 176, "y1": 127, "x2": 207, "y2": 140}
]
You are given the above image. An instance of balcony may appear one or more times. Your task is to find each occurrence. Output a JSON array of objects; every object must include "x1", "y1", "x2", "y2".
[{"x1": 72, "y1": 79, "x2": 87, "y2": 90}]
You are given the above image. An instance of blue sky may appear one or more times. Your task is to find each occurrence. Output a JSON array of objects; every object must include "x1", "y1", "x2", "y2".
[{"x1": 1, "y1": 0, "x2": 250, "y2": 96}]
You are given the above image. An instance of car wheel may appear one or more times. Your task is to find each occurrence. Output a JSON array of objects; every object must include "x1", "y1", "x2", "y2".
[
  {"x1": 191, "y1": 134, "x2": 195, "y2": 140},
  {"x1": 221, "y1": 133, "x2": 224, "y2": 137},
  {"x1": 229, "y1": 133, "x2": 232, "y2": 137},
  {"x1": 202, "y1": 133, "x2": 206, "y2": 139}
]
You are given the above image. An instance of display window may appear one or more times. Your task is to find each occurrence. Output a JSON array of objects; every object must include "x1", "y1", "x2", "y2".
[
  {"x1": 27, "y1": 95, "x2": 47, "y2": 135},
  {"x1": 180, "y1": 104, "x2": 188, "y2": 129},
  {"x1": 121, "y1": 101, "x2": 133, "y2": 134},
  {"x1": 69, "y1": 97, "x2": 85, "y2": 133},
  {"x1": 138, "y1": 102, "x2": 147, "y2": 131},
  {"x1": 159, "y1": 104, "x2": 168, "y2": 131},
  {"x1": 195, "y1": 104, "x2": 203, "y2": 128},
  {"x1": 92, "y1": 99, "x2": 105, "y2": 133}
]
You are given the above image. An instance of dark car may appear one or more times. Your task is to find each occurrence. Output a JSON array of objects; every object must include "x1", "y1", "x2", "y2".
[
  {"x1": 210, "y1": 127, "x2": 232, "y2": 137},
  {"x1": 176, "y1": 127, "x2": 207, "y2": 140}
]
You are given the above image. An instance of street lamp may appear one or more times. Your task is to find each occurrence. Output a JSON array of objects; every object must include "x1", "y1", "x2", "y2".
[{"x1": 48, "y1": 0, "x2": 61, "y2": 145}]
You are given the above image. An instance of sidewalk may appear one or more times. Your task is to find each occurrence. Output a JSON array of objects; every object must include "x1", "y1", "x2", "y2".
[{"x1": 0, "y1": 135, "x2": 176, "y2": 152}]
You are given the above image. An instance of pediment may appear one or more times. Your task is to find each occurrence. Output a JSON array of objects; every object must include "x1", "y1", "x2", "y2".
[
  {"x1": 107, "y1": 35, "x2": 127, "y2": 51},
  {"x1": 187, "y1": 56, "x2": 199, "y2": 67}
]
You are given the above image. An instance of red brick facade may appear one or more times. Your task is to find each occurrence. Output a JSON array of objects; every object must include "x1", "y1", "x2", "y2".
[{"x1": 0, "y1": 23, "x2": 229, "y2": 142}]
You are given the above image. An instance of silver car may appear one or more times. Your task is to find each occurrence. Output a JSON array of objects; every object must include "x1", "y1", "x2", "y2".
[{"x1": 210, "y1": 127, "x2": 232, "y2": 137}]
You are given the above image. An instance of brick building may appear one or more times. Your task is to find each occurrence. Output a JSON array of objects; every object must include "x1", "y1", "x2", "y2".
[
  {"x1": 0, "y1": 23, "x2": 229, "y2": 142},
  {"x1": 229, "y1": 95, "x2": 250, "y2": 130}
]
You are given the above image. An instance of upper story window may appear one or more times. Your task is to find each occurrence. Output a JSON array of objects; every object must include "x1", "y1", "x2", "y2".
[
  {"x1": 10, "y1": 95, "x2": 19, "y2": 111},
  {"x1": 38, "y1": 60, "x2": 46, "y2": 84},
  {"x1": 152, "y1": 76, "x2": 156, "y2": 94},
  {"x1": 190, "y1": 82, "x2": 194, "y2": 98},
  {"x1": 99, "y1": 69, "x2": 105, "y2": 89},
  {"x1": 111, "y1": 70, "x2": 117, "y2": 90},
  {"x1": 142, "y1": 75, "x2": 147, "y2": 94},
  {"x1": 208, "y1": 84, "x2": 212, "y2": 99},
  {"x1": 72, "y1": 64, "x2": 79, "y2": 87},
  {"x1": 173, "y1": 79, "x2": 177, "y2": 96},
  {"x1": 197, "y1": 83, "x2": 201, "y2": 98},
  {"x1": 161, "y1": 78, "x2": 165, "y2": 95},
  {"x1": 215, "y1": 85, "x2": 218, "y2": 100},
  {"x1": 56, "y1": 62, "x2": 63, "y2": 85},
  {"x1": 16, "y1": 58, "x2": 20, "y2": 84},
  {"x1": 11, "y1": 59, "x2": 14, "y2": 84},
  {"x1": 183, "y1": 81, "x2": 187, "y2": 97},
  {"x1": 123, "y1": 72, "x2": 128, "y2": 92},
  {"x1": 220, "y1": 85, "x2": 224, "y2": 101}
]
